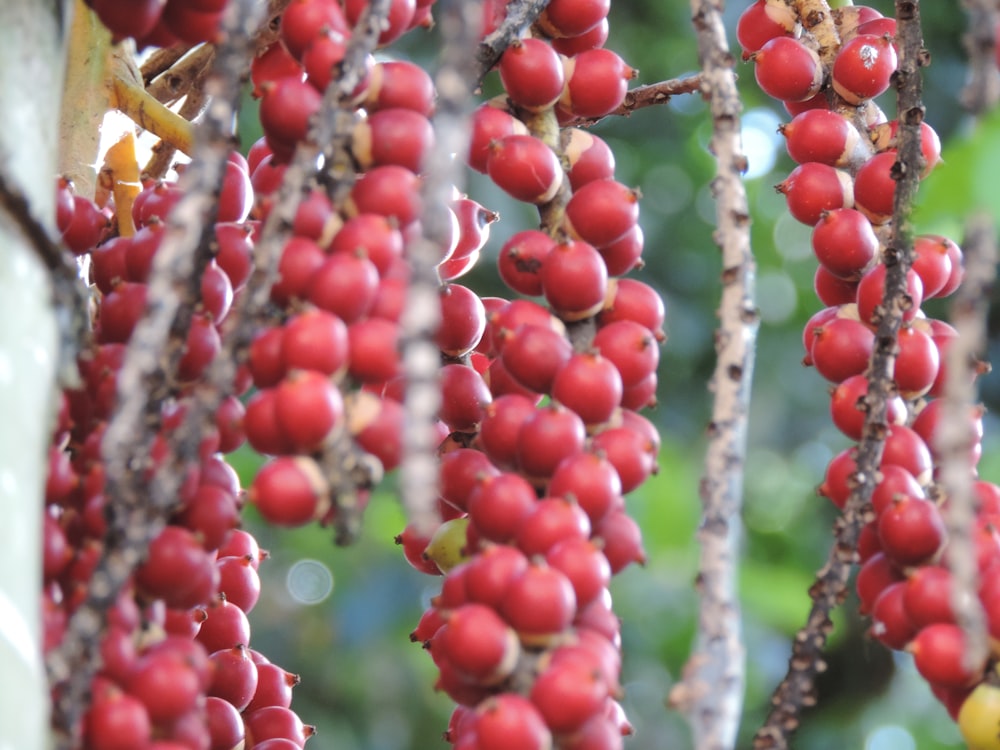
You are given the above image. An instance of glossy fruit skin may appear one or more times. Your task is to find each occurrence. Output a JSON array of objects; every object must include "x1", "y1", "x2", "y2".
[
  {"x1": 564, "y1": 179, "x2": 639, "y2": 248},
  {"x1": 832, "y1": 34, "x2": 898, "y2": 104},
  {"x1": 877, "y1": 495, "x2": 946, "y2": 567},
  {"x1": 487, "y1": 135, "x2": 563, "y2": 204},
  {"x1": 249, "y1": 456, "x2": 327, "y2": 527},
  {"x1": 473, "y1": 693, "x2": 553, "y2": 750},
  {"x1": 782, "y1": 109, "x2": 864, "y2": 168},
  {"x1": 540, "y1": 240, "x2": 608, "y2": 320},
  {"x1": 809, "y1": 316, "x2": 875, "y2": 383},
  {"x1": 539, "y1": 0, "x2": 610, "y2": 37},
  {"x1": 736, "y1": 0, "x2": 796, "y2": 59},
  {"x1": 853, "y1": 150, "x2": 899, "y2": 224},
  {"x1": 561, "y1": 48, "x2": 634, "y2": 119},
  {"x1": 499, "y1": 38, "x2": 566, "y2": 111},
  {"x1": 811, "y1": 208, "x2": 878, "y2": 280},
  {"x1": 911, "y1": 623, "x2": 985, "y2": 689},
  {"x1": 753, "y1": 37, "x2": 823, "y2": 102},
  {"x1": 551, "y1": 352, "x2": 623, "y2": 426},
  {"x1": 777, "y1": 163, "x2": 854, "y2": 226}
]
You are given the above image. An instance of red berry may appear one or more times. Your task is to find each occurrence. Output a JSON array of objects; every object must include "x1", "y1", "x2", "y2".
[
  {"x1": 551, "y1": 352, "x2": 623, "y2": 425},
  {"x1": 564, "y1": 179, "x2": 639, "y2": 248},
  {"x1": 736, "y1": 0, "x2": 796, "y2": 59},
  {"x1": 782, "y1": 109, "x2": 866, "y2": 168},
  {"x1": 499, "y1": 38, "x2": 566, "y2": 111},
  {"x1": 832, "y1": 34, "x2": 898, "y2": 105},
  {"x1": 541, "y1": 240, "x2": 608, "y2": 320},
  {"x1": 809, "y1": 315, "x2": 875, "y2": 383},
  {"x1": 910, "y1": 623, "x2": 985, "y2": 689},
  {"x1": 811, "y1": 208, "x2": 878, "y2": 280},
  {"x1": 753, "y1": 37, "x2": 823, "y2": 102},
  {"x1": 474, "y1": 694, "x2": 553, "y2": 750},
  {"x1": 777, "y1": 163, "x2": 854, "y2": 226},
  {"x1": 250, "y1": 456, "x2": 328, "y2": 527},
  {"x1": 853, "y1": 150, "x2": 899, "y2": 224},
  {"x1": 487, "y1": 134, "x2": 563, "y2": 204},
  {"x1": 561, "y1": 48, "x2": 634, "y2": 119}
]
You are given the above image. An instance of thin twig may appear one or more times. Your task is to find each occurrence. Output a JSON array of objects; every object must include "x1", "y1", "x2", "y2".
[
  {"x1": 570, "y1": 74, "x2": 705, "y2": 127},
  {"x1": 205, "y1": 0, "x2": 391, "y2": 546},
  {"x1": 754, "y1": 2, "x2": 927, "y2": 747},
  {"x1": 939, "y1": 215, "x2": 996, "y2": 672},
  {"x1": 475, "y1": 0, "x2": 548, "y2": 83},
  {"x1": 142, "y1": 82, "x2": 211, "y2": 181},
  {"x1": 140, "y1": 42, "x2": 195, "y2": 86},
  {"x1": 668, "y1": 4, "x2": 754, "y2": 750},
  {"x1": 45, "y1": 2, "x2": 262, "y2": 744},
  {"x1": 961, "y1": 0, "x2": 1000, "y2": 114}
]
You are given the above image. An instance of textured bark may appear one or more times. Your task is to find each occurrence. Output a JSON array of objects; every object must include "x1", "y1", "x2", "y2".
[
  {"x1": 939, "y1": 216, "x2": 996, "y2": 672},
  {"x1": 671, "y1": 3, "x2": 755, "y2": 749},
  {"x1": 0, "y1": 3, "x2": 71, "y2": 749}
]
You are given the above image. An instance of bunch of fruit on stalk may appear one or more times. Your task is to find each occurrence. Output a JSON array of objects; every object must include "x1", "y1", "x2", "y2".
[
  {"x1": 740, "y1": 2, "x2": 1000, "y2": 748},
  {"x1": 47, "y1": 0, "x2": 664, "y2": 748}
]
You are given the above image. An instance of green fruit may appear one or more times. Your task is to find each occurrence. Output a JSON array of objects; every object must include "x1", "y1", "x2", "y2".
[{"x1": 424, "y1": 517, "x2": 471, "y2": 574}]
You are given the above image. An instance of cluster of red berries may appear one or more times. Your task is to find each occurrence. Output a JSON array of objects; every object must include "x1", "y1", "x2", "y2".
[
  {"x1": 245, "y1": 1, "x2": 659, "y2": 748},
  {"x1": 48, "y1": 169, "x2": 313, "y2": 749},
  {"x1": 83, "y1": 0, "x2": 234, "y2": 48},
  {"x1": 378, "y1": 2, "x2": 663, "y2": 749},
  {"x1": 45, "y1": 0, "x2": 668, "y2": 746},
  {"x1": 740, "y1": 0, "x2": 1000, "y2": 733}
]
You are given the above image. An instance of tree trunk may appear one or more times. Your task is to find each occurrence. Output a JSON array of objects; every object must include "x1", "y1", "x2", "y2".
[{"x1": 0, "y1": 2, "x2": 71, "y2": 747}]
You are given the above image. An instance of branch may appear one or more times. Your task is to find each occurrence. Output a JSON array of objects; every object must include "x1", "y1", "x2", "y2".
[
  {"x1": 112, "y1": 52, "x2": 195, "y2": 155},
  {"x1": 46, "y1": 1, "x2": 263, "y2": 743},
  {"x1": 668, "y1": 5, "x2": 754, "y2": 750},
  {"x1": 581, "y1": 74, "x2": 705, "y2": 125},
  {"x1": 961, "y1": 0, "x2": 1000, "y2": 114},
  {"x1": 145, "y1": 43, "x2": 215, "y2": 105},
  {"x1": 754, "y1": 3, "x2": 927, "y2": 747},
  {"x1": 475, "y1": 0, "x2": 548, "y2": 83},
  {"x1": 140, "y1": 42, "x2": 196, "y2": 86},
  {"x1": 143, "y1": 75, "x2": 211, "y2": 181},
  {"x1": 251, "y1": 0, "x2": 294, "y2": 53},
  {"x1": 0, "y1": 162, "x2": 89, "y2": 387},
  {"x1": 939, "y1": 215, "x2": 997, "y2": 672},
  {"x1": 398, "y1": 0, "x2": 483, "y2": 537}
]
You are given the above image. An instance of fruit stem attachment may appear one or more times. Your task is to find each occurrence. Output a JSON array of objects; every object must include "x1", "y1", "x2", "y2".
[
  {"x1": 669, "y1": 4, "x2": 755, "y2": 750},
  {"x1": 938, "y1": 214, "x2": 996, "y2": 674}
]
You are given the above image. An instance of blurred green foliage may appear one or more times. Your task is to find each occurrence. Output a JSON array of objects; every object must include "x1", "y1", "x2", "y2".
[{"x1": 234, "y1": 2, "x2": 1000, "y2": 748}]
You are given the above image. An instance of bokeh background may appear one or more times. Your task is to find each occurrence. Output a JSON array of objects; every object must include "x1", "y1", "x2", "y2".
[{"x1": 229, "y1": 2, "x2": 1000, "y2": 748}]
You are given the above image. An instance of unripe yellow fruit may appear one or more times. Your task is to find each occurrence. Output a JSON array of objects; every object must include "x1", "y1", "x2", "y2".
[
  {"x1": 958, "y1": 683, "x2": 1000, "y2": 750},
  {"x1": 423, "y1": 517, "x2": 471, "y2": 574}
]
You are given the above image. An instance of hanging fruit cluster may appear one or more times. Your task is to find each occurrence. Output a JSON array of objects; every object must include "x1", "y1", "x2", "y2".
[
  {"x1": 43, "y1": 0, "x2": 667, "y2": 747},
  {"x1": 740, "y1": 0, "x2": 1000, "y2": 744}
]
